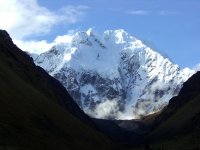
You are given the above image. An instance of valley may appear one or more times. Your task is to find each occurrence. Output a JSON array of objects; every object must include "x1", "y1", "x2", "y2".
[{"x1": 0, "y1": 29, "x2": 199, "y2": 150}]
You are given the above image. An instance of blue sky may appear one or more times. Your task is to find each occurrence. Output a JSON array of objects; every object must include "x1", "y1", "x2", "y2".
[{"x1": 0, "y1": 0, "x2": 199, "y2": 69}]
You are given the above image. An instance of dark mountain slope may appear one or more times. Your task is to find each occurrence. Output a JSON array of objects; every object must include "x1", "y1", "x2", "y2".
[
  {"x1": 0, "y1": 30, "x2": 95, "y2": 127},
  {"x1": 153, "y1": 71, "x2": 200, "y2": 126},
  {"x1": 0, "y1": 30, "x2": 114, "y2": 150},
  {"x1": 143, "y1": 71, "x2": 200, "y2": 150}
]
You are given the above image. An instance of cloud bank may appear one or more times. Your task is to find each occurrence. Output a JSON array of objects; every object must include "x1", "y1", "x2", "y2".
[
  {"x1": 14, "y1": 32, "x2": 75, "y2": 54},
  {"x1": 13, "y1": 39, "x2": 53, "y2": 54},
  {"x1": 0, "y1": 0, "x2": 88, "y2": 54}
]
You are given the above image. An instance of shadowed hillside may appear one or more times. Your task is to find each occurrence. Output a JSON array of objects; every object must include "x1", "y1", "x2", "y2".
[
  {"x1": 0, "y1": 30, "x2": 114, "y2": 150},
  {"x1": 141, "y1": 71, "x2": 200, "y2": 150}
]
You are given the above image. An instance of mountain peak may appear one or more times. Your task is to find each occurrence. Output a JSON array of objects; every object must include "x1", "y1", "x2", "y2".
[
  {"x1": 103, "y1": 29, "x2": 140, "y2": 45},
  {"x1": 32, "y1": 29, "x2": 195, "y2": 119},
  {"x1": 86, "y1": 28, "x2": 94, "y2": 36}
]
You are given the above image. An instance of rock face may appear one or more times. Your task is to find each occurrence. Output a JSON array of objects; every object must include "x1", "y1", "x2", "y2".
[{"x1": 33, "y1": 29, "x2": 195, "y2": 119}]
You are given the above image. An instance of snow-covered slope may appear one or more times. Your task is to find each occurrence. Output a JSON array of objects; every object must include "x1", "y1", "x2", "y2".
[{"x1": 33, "y1": 29, "x2": 195, "y2": 119}]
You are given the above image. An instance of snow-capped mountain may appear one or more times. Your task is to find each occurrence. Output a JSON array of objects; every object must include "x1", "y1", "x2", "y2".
[{"x1": 33, "y1": 29, "x2": 195, "y2": 119}]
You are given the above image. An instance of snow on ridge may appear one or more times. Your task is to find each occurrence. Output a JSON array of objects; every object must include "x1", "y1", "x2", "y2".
[
  {"x1": 33, "y1": 28, "x2": 195, "y2": 119},
  {"x1": 48, "y1": 29, "x2": 151, "y2": 79}
]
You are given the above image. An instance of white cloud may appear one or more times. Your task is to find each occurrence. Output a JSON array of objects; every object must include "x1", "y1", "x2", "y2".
[
  {"x1": 159, "y1": 11, "x2": 181, "y2": 16},
  {"x1": 13, "y1": 33, "x2": 79, "y2": 55},
  {"x1": 91, "y1": 100, "x2": 119, "y2": 119},
  {"x1": 14, "y1": 32, "x2": 76, "y2": 54},
  {"x1": 86, "y1": 99, "x2": 124, "y2": 119},
  {"x1": 193, "y1": 64, "x2": 200, "y2": 71},
  {"x1": 127, "y1": 10, "x2": 181, "y2": 16},
  {"x1": 127, "y1": 10, "x2": 149, "y2": 15},
  {"x1": 14, "y1": 39, "x2": 53, "y2": 54},
  {"x1": 54, "y1": 34, "x2": 74, "y2": 44},
  {"x1": 0, "y1": 0, "x2": 88, "y2": 54},
  {"x1": 0, "y1": 0, "x2": 88, "y2": 39}
]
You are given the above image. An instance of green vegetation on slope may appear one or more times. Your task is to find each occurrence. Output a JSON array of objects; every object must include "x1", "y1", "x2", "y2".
[
  {"x1": 141, "y1": 72, "x2": 200, "y2": 150},
  {"x1": 0, "y1": 30, "x2": 114, "y2": 150},
  {"x1": 147, "y1": 96, "x2": 200, "y2": 150}
]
